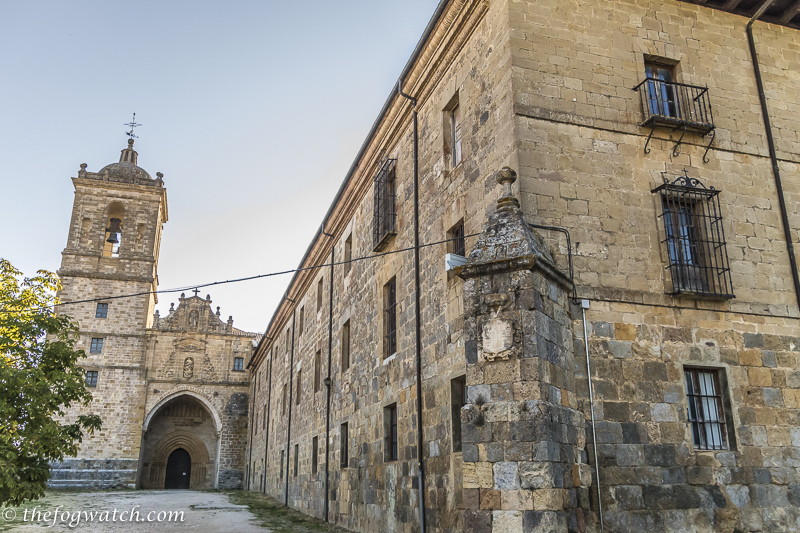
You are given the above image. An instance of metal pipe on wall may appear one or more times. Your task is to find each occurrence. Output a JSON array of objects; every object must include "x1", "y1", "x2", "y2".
[
  {"x1": 580, "y1": 300, "x2": 604, "y2": 533},
  {"x1": 746, "y1": 0, "x2": 800, "y2": 312},
  {"x1": 398, "y1": 80, "x2": 426, "y2": 533}
]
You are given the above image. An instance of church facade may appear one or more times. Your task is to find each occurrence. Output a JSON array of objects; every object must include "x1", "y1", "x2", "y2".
[{"x1": 52, "y1": 139, "x2": 257, "y2": 490}]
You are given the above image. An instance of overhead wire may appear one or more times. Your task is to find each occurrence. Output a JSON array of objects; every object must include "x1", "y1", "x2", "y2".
[{"x1": 0, "y1": 233, "x2": 481, "y2": 315}]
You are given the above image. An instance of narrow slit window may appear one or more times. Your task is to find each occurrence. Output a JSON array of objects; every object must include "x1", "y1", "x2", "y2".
[
  {"x1": 451, "y1": 376, "x2": 467, "y2": 452},
  {"x1": 314, "y1": 350, "x2": 321, "y2": 392},
  {"x1": 342, "y1": 320, "x2": 351, "y2": 371},
  {"x1": 299, "y1": 306, "x2": 304, "y2": 334},
  {"x1": 384, "y1": 277, "x2": 397, "y2": 359},
  {"x1": 344, "y1": 234, "x2": 353, "y2": 275},
  {"x1": 384, "y1": 404, "x2": 398, "y2": 462},
  {"x1": 293, "y1": 443, "x2": 299, "y2": 476},
  {"x1": 451, "y1": 103, "x2": 462, "y2": 167},
  {"x1": 296, "y1": 370, "x2": 302, "y2": 405},
  {"x1": 372, "y1": 159, "x2": 397, "y2": 251},
  {"x1": 280, "y1": 450, "x2": 284, "y2": 479},
  {"x1": 317, "y1": 278, "x2": 324, "y2": 311},
  {"x1": 340, "y1": 422, "x2": 349, "y2": 468},
  {"x1": 282, "y1": 383, "x2": 288, "y2": 416},
  {"x1": 312, "y1": 436, "x2": 318, "y2": 474}
]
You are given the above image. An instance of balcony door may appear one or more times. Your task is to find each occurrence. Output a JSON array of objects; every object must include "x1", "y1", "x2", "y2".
[{"x1": 645, "y1": 62, "x2": 677, "y2": 119}]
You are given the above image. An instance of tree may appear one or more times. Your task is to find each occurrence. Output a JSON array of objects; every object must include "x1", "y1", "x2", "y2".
[{"x1": 0, "y1": 259, "x2": 101, "y2": 507}]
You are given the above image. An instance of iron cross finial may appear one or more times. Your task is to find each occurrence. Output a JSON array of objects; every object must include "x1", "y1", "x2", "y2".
[
  {"x1": 192, "y1": 288, "x2": 200, "y2": 297},
  {"x1": 124, "y1": 113, "x2": 142, "y2": 139}
]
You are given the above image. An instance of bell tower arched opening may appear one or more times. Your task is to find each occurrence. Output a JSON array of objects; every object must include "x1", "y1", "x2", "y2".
[{"x1": 102, "y1": 202, "x2": 125, "y2": 257}]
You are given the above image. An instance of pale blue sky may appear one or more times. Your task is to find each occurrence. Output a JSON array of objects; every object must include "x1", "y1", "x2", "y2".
[{"x1": 0, "y1": 1, "x2": 441, "y2": 332}]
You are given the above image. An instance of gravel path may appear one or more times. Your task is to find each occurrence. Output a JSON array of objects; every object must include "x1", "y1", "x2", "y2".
[{"x1": 1, "y1": 490, "x2": 268, "y2": 532}]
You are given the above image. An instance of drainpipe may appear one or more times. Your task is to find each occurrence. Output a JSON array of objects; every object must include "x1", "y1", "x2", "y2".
[
  {"x1": 746, "y1": 0, "x2": 800, "y2": 312},
  {"x1": 285, "y1": 310, "x2": 296, "y2": 505},
  {"x1": 263, "y1": 350, "x2": 274, "y2": 493},
  {"x1": 323, "y1": 236, "x2": 335, "y2": 522},
  {"x1": 398, "y1": 80, "x2": 425, "y2": 533},
  {"x1": 580, "y1": 300, "x2": 604, "y2": 533}
]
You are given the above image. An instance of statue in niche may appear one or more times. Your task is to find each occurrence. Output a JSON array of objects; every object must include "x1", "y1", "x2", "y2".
[
  {"x1": 183, "y1": 357, "x2": 194, "y2": 379},
  {"x1": 189, "y1": 310, "x2": 199, "y2": 330}
]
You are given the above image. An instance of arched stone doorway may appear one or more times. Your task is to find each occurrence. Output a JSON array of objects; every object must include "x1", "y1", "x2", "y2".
[{"x1": 139, "y1": 394, "x2": 218, "y2": 489}]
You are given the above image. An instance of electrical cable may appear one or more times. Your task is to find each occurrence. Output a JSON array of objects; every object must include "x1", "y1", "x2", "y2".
[{"x1": 0, "y1": 233, "x2": 480, "y2": 315}]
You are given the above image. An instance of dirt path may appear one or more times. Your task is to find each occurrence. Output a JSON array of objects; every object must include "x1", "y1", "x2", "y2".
[{"x1": 1, "y1": 490, "x2": 267, "y2": 532}]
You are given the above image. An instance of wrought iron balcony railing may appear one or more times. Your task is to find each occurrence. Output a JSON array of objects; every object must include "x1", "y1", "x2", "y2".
[{"x1": 633, "y1": 78, "x2": 716, "y2": 161}]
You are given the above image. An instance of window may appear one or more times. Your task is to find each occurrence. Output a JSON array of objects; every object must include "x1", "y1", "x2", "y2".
[
  {"x1": 447, "y1": 220, "x2": 466, "y2": 257},
  {"x1": 90, "y1": 338, "x2": 103, "y2": 354},
  {"x1": 384, "y1": 278, "x2": 397, "y2": 359},
  {"x1": 314, "y1": 350, "x2": 321, "y2": 392},
  {"x1": 685, "y1": 367, "x2": 732, "y2": 450},
  {"x1": 344, "y1": 234, "x2": 352, "y2": 275},
  {"x1": 451, "y1": 103, "x2": 462, "y2": 167},
  {"x1": 644, "y1": 61, "x2": 677, "y2": 118},
  {"x1": 286, "y1": 328, "x2": 291, "y2": 349},
  {"x1": 85, "y1": 370, "x2": 98, "y2": 388},
  {"x1": 451, "y1": 376, "x2": 467, "y2": 452},
  {"x1": 312, "y1": 436, "x2": 318, "y2": 474},
  {"x1": 95, "y1": 303, "x2": 109, "y2": 319},
  {"x1": 652, "y1": 173, "x2": 734, "y2": 299},
  {"x1": 384, "y1": 404, "x2": 398, "y2": 462},
  {"x1": 233, "y1": 357, "x2": 244, "y2": 371},
  {"x1": 372, "y1": 159, "x2": 397, "y2": 251},
  {"x1": 293, "y1": 444, "x2": 299, "y2": 476},
  {"x1": 262, "y1": 408, "x2": 267, "y2": 432},
  {"x1": 342, "y1": 320, "x2": 350, "y2": 371},
  {"x1": 317, "y1": 278, "x2": 324, "y2": 311},
  {"x1": 296, "y1": 370, "x2": 302, "y2": 405},
  {"x1": 282, "y1": 383, "x2": 288, "y2": 415},
  {"x1": 299, "y1": 306, "x2": 304, "y2": 334},
  {"x1": 280, "y1": 450, "x2": 285, "y2": 479},
  {"x1": 340, "y1": 422, "x2": 349, "y2": 468}
]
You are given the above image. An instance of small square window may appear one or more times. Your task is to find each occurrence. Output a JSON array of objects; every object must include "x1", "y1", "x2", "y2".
[
  {"x1": 95, "y1": 303, "x2": 109, "y2": 319},
  {"x1": 233, "y1": 357, "x2": 244, "y2": 371},
  {"x1": 685, "y1": 367, "x2": 733, "y2": 451},
  {"x1": 85, "y1": 370, "x2": 98, "y2": 388},
  {"x1": 340, "y1": 422, "x2": 349, "y2": 468},
  {"x1": 384, "y1": 403, "x2": 398, "y2": 462},
  {"x1": 90, "y1": 338, "x2": 103, "y2": 354},
  {"x1": 447, "y1": 220, "x2": 466, "y2": 257}
]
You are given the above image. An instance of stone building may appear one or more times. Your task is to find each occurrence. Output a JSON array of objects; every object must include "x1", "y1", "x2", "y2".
[
  {"x1": 52, "y1": 139, "x2": 257, "y2": 490},
  {"x1": 246, "y1": 0, "x2": 800, "y2": 532}
]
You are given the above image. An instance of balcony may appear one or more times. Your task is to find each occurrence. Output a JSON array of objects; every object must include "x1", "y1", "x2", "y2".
[{"x1": 633, "y1": 78, "x2": 716, "y2": 161}]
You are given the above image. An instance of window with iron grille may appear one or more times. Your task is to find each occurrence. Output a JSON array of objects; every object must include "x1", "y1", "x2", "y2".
[
  {"x1": 685, "y1": 367, "x2": 732, "y2": 450},
  {"x1": 90, "y1": 338, "x2": 103, "y2": 354},
  {"x1": 652, "y1": 173, "x2": 734, "y2": 300},
  {"x1": 95, "y1": 303, "x2": 108, "y2": 319},
  {"x1": 384, "y1": 277, "x2": 397, "y2": 359},
  {"x1": 448, "y1": 219, "x2": 466, "y2": 257},
  {"x1": 373, "y1": 159, "x2": 397, "y2": 251},
  {"x1": 384, "y1": 403, "x2": 398, "y2": 462},
  {"x1": 340, "y1": 422, "x2": 349, "y2": 468},
  {"x1": 233, "y1": 357, "x2": 244, "y2": 371},
  {"x1": 451, "y1": 376, "x2": 467, "y2": 452},
  {"x1": 85, "y1": 370, "x2": 98, "y2": 388}
]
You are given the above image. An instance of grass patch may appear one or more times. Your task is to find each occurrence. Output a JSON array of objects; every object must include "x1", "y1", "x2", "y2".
[{"x1": 227, "y1": 491, "x2": 350, "y2": 533}]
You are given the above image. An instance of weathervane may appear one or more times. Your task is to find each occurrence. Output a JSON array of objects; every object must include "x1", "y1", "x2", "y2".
[{"x1": 124, "y1": 113, "x2": 142, "y2": 139}]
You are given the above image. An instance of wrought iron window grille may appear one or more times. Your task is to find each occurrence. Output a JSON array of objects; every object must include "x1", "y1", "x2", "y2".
[
  {"x1": 633, "y1": 78, "x2": 716, "y2": 162},
  {"x1": 373, "y1": 157, "x2": 397, "y2": 252},
  {"x1": 652, "y1": 172, "x2": 734, "y2": 300}
]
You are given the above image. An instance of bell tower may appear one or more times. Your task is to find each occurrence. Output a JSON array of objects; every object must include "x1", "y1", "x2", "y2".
[{"x1": 53, "y1": 138, "x2": 168, "y2": 488}]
